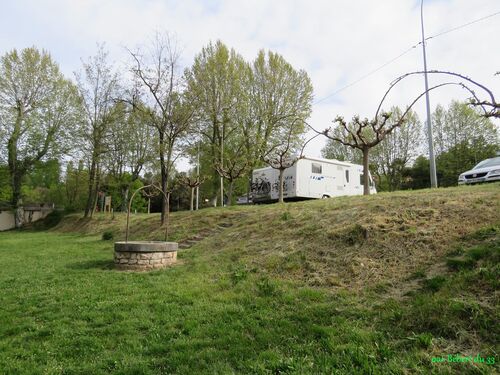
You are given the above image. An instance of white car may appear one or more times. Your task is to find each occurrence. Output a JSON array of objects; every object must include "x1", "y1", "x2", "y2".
[{"x1": 458, "y1": 156, "x2": 500, "y2": 185}]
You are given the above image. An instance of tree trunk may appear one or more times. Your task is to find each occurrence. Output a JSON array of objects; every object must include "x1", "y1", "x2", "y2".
[
  {"x1": 11, "y1": 171, "x2": 23, "y2": 209},
  {"x1": 362, "y1": 147, "x2": 370, "y2": 195},
  {"x1": 91, "y1": 164, "x2": 101, "y2": 217},
  {"x1": 12, "y1": 167, "x2": 24, "y2": 229},
  {"x1": 15, "y1": 206, "x2": 24, "y2": 229},
  {"x1": 164, "y1": 192, "x2": 170, "y2": 241},
  {"x1": 278, "y1": 169, "x2": 285, "y2": 203},
  {"x1": 190, "y1": 187, "x2": 194, "y2": 211},
  {"x1": 121, "y1": 185, "x2": 129, "y2": 212},
  {"x1": 7, "y1": 118, "x2": 25, "y2": 228},
  {"x1": 159, "y1": 132, "x2": 167, "y2": 225},
  {"x1": 84, "y1": 158, "x2": 97, "y2": 218},
  {"x1": 246, "y1": 171, "x2": 252, "y2": 204},
  {"x1": 228, "y1": 180, "x2": 234, "y2": 206}
]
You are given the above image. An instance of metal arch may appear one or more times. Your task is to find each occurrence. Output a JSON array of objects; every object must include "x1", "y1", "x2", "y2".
[{"x1": 125, "y1": 184, "x2": 171, "y2": 243}]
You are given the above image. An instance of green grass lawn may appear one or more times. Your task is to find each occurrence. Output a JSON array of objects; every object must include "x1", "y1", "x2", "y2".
[
  {"x1": 0, "y1": 185, "x2": 499, "y2": 374},
  {"x1": 0, "y1": 229, "x2": 498, "y2": 374}
]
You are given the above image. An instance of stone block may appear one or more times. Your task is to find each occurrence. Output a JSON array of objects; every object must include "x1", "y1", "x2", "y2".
[{"x1": 113, "y1": 241, "x2": 178, "y2": 271}]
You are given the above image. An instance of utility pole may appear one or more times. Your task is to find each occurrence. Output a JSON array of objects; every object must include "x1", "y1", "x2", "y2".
[{"x1": 421, "y1": 0, "x2": 438, "y2": 188}]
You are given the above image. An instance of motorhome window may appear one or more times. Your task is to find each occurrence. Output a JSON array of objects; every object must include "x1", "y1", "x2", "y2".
[
  {"x1": 311, "y1": 163, "x2": 322, "y2": 174},
  {"x1": 360, "y1": 174, "x2": 364, "y2": 185},
  {"x1": 345, "y1": 170, "x2": 349, "y2": 183}
]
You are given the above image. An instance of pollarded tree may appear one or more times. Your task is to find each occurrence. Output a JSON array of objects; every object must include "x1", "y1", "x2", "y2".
[
  {"x1": 262, "y1": 118, "x2": 306, "y2": 203},
  {"x1": 320, "y1": 72, "x2": 460, "y2": 195},
  {"x1": 176, "y1": 172, "x2": 204, "y2": 211},
  {"x1": 322, "y1": 107, "x2": 422, "y2": 192},
  {"x1": 321, "y1": 127, "x2": 363, "y2": 164},
  {"x1": 323, "y1": 109, "x2": 422, "y2": 195},
  {"x1": 213, "y1": 134, "x2": 251, "y2": 206},
  {"x1": 0, "y1": 47, "x2": 81, "y2": 227}
]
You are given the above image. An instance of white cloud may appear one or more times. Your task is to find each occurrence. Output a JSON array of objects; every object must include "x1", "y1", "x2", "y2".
[{"x1": 1, "y1": 0, "x2": 498, "y2": 169}]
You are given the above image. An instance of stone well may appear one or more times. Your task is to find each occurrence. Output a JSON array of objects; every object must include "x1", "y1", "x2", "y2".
[{"x1": 114, "y1": 241, "x2": 178, "y2": 271}]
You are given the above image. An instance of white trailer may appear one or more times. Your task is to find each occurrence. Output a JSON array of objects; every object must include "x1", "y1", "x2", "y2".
[{"x1": 251, "y1": 156, "x2": 376, "y2": 202}]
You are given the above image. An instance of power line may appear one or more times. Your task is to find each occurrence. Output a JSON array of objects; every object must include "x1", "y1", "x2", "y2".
[
  {"x1": 314, "y1": 10, "x2": 500, "y2": 105},
  {"x1": 426, "y1": 10, "x2": 500, "y2": 41},
  {"x1": 313, "y1": 44, "x2": 419, "y2": 105}
]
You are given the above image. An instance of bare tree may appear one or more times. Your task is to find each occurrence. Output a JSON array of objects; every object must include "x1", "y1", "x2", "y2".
[
  {"x1": 128, "y1": 33, "x2": 193, "y2": 224},
  {"x1": 75, "y1": 45, "x2": 120, "y2": 218},
  {"x1": 177, "y1": 173, "x2": 205, "y2": 211},
  {"x1": 214, "y1": 139, "x2": 250, "y2": 205},
  {"x1": 317, "y1": 71, "x2": 474, "y2": 195}
]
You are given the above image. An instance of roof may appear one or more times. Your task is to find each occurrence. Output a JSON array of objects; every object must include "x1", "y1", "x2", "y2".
[{"x1": 253, "y1": 156, "x2": 361, "y2": 172}]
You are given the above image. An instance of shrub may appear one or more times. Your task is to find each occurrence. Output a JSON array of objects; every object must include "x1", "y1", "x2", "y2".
[
  {"x1": 102, "y1": 231, "x2": 114, "y2": 241},
  {"x1": 34, "y1": 210, "x2": 64, "y2": 229}
]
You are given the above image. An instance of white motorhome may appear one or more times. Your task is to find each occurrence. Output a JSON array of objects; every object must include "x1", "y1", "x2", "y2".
[{"x1": 251, "y1": 156, "x2": 376, "y2": 203}]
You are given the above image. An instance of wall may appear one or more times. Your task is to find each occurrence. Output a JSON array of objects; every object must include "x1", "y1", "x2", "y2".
[{"x1": 0, "y1": 208, "x2": 53, "y2": 231}]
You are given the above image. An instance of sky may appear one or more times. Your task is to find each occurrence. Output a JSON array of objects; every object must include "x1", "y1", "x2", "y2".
[{"x1": 1, "y1": 0, "x2": 499, "y2": 171}]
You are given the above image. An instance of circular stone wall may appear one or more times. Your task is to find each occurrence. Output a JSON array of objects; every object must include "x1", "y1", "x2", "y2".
[{"x1": 114, "y1": 241, "x2": 178, "y2": 271}]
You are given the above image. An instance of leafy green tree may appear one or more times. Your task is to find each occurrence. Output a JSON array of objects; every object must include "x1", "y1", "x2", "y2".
[
  {"x1": 64, "y1": 160, "x2": 89, "y2": 211},
  {"x1": 246, "y1": 50, "x2": 313, "y2": 194},
  {"x1": 436, "y1": 141, "x2": 498, "y2": 186},
  {"x1": 22, "y1": 159, "x2": 64, "y2": 205},
  {"x1": 370, "y1": 107, "x2": 422, "y2": 191},
  {"x1": 25, "y1": 160, "x2": 61, "y2": 189},
  {"x1": 102, "y1": 175, "x2": 147, "y2": 213},
  {"x1": 103, "y1": 101, "x2": 155, "y2": 211},
  {"x1": 0, "y1": 165, "x2": 11, "y2": 202},
  {"x1": 185, "y1": 40, "x2": 248, "y2": 206},
  {"x1": 0, "y1": 47, "x2": 81, "y2": 226},
  {"x1": 401, "y1": 155, "x2": 431, "y2": 190},
  {"x1": 430, "y1": 101, "x2": 498, "y2": 186}
]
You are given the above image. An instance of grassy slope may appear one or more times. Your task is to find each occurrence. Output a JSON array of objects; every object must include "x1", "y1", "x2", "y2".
[{"x1": 0, "y1": 184, "x2": 498, "y2": 374}]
